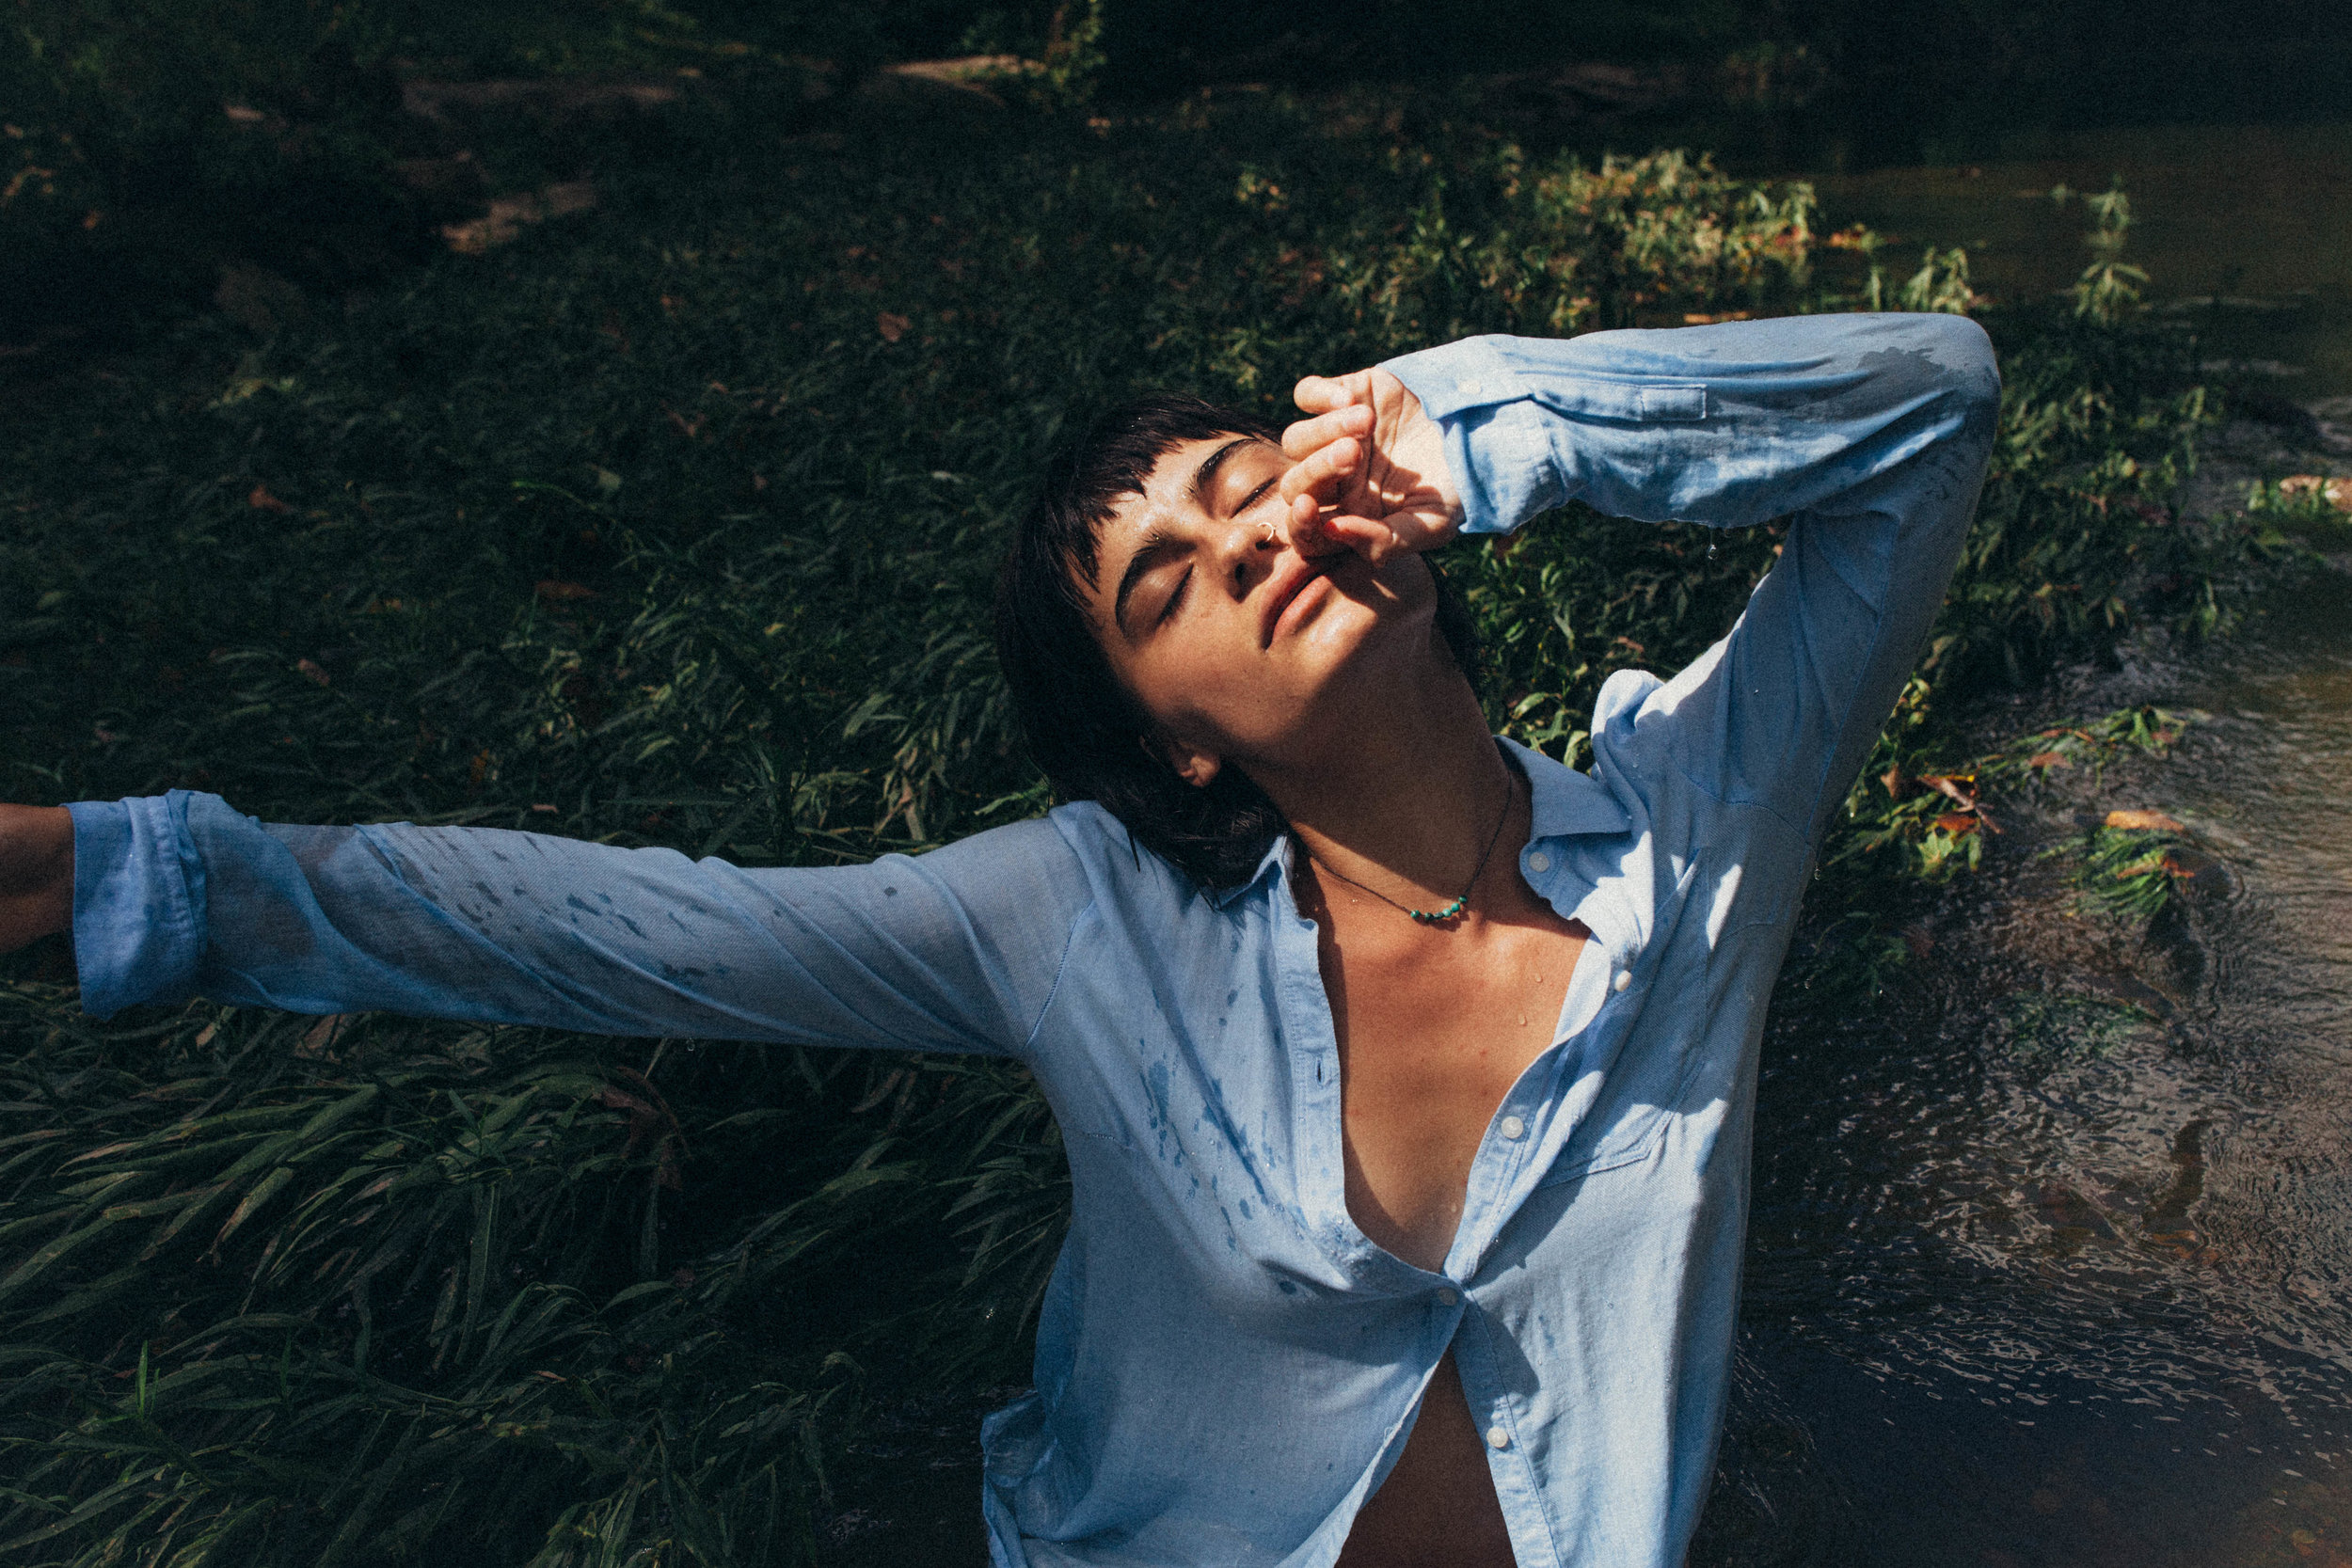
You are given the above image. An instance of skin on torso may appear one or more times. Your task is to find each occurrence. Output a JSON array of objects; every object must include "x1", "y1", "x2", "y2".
[{"x1": 1301, "y1": 802, "x2": 1589, "y2": 1568}]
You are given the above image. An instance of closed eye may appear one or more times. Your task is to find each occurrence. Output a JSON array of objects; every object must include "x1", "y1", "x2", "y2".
[
  {"x1": 1155, "y1": 565, "x2": 1194, "y2": 626},
  {"x1": 1235, "y1": 475, "x2": 1279, "y2": 515}
]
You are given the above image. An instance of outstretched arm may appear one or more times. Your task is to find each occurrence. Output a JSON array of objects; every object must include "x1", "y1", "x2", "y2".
[
  {"x1": 0, "y1": 804, "x2": 73, "y2": 958},
  {"x1": 52, "y1": 791, "x2": 1090, "y2": 1058}
]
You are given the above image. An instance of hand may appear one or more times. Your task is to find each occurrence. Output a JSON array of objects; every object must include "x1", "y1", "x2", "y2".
[
  {"x1": 0, "y1": 805, "x2": 73, "y2": 957},
  {"x1": 1277, "y1": 367, "x2": 1460, "y2": 565}
]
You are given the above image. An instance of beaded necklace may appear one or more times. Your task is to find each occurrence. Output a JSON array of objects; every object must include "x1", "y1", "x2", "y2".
[{"x1": 1305, "y1": 769, "x2": 1516, "y2": 926}]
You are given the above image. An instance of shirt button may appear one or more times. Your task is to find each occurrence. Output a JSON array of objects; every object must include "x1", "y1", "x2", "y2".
[
  {"x1": 1527, "y1": 851, "x2": 1550, "y2": 873},
  {"x1": 1436, "y1": 1287, "x2": 1459, "y2": 1307},
  {"x1": 1486, "y1": 1426, "x2": 1512, "y2": 1450},
  {"x1": 1499, "y1": 1115, "x2": 1527, "y2": 1141},
  {"x1": 1613, "y1": 970, "x2": 1632, "y2": 992}
]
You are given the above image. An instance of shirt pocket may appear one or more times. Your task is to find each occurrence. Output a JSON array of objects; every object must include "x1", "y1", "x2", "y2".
[{"x1": 1538, "y1": 859, "x2": 1705, "y2": 1186}]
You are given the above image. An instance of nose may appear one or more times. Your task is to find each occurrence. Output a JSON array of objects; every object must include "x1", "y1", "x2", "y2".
[{"x1": 1210, "y1": 510, "x2": 1283, "y2": 595}]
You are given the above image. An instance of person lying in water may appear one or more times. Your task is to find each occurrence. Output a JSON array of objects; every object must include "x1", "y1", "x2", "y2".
[{"x1": 0, "y1": 310, "x2": 1997, "y2": 1567}]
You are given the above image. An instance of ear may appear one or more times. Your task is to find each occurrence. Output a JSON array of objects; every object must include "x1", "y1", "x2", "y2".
[{"x1": 1140, "y1": 732, "x2": 1222, "y2": 789}]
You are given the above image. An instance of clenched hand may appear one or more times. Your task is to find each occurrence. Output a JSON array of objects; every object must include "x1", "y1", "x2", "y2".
[{"x1": 1277, "y1": 367, "x2": 1461, "y2": 564}]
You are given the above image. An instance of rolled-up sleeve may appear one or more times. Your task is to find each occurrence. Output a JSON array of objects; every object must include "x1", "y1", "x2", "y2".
[
  {"x1": 67, "y1": 791, "x2": 1090, "y2": 1057},
  {"x1": 1384, "y1": 312, "x2": 2001, "y2": 844}
]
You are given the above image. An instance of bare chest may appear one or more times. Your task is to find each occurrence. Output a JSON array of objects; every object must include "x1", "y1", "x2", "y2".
[{"x1": 1317, "y1": 909, "x2": 1590, "y2": 1272}]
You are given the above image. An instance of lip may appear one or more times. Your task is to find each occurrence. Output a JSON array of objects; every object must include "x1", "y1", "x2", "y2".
[{"x1": 1260, "y1": 554, "x2": 1336, "y2": 648}]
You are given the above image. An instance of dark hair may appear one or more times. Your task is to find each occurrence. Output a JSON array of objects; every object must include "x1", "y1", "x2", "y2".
[{"x1": 993, "y1": 391, "x2": 1482, "y2": 890}]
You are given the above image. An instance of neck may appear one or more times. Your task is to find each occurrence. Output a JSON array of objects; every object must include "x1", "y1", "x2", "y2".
[{"x1": 1246, "y1": 669, "x2": 1518, "y2": 911}]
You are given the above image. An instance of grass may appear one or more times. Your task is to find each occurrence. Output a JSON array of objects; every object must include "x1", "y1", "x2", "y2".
[{"x1": 0, "y1": 74, "x2": 2264, "y2": 1566}]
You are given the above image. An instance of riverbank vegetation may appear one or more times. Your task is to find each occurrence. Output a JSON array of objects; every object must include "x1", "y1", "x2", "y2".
[{"x1": 0, "y1": 40, "x2": 2309, "y2": 1568}]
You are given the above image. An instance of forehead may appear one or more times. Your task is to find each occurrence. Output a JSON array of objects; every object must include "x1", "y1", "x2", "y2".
[{"x1": 1092, "y1": 434, "x2": 1275, "y2": 548}]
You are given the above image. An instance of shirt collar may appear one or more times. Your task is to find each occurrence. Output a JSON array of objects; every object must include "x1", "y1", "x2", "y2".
[
  {"x1": 1207, "y1": 832, "x2": 1292, "y2": 910},
  {"x1": 1207, "y1": 736, "x2": 1629, "y2": 910},
  {"x1": 1499, "y1": 736, "x2": 1632, "y2": 842}
]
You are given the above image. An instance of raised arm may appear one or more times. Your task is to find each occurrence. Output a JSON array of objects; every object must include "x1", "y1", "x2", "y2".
[
  {"x1": 56, "y1": 790, "x2": 1090, "y2": 1058},
  {"x1": 1288, "y1": 312, "x2": 2001, "y2": 845}
]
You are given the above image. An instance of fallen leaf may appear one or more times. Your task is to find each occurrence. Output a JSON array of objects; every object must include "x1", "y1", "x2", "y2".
[
  {"x1": 1917, "y1": 773, "x2": 1978, "y2": 807},
  {"x1": 1881, "y1": 766, "x2": 1910, "y2": 799},
  {"x1": 535, "y1": 580, "x2": 597, "y2": 602},
  {"x1": 247, "y1": 483, "x2": 291, "y2": 513},
  {"x1": 598, "y1": 1077, "x2": 685, "y2": 1190},
  {"x1": 2106, "y1": 809, "x2": 2185, "y2": 832},
  {"x1": 1931, "y1": 813, "x2": 1979, "y2": 836},
  {"x1": 297, "y1": 1014, "x2": 350, "y2": 1057},
  {"x1": 295, "y1": 657, "x2": 329, "y2": 687},
  {"x1": 2280, "y1": 474, "x2": 2352, "y2": 511},
  {"x1": 876, "y1": 311, "x2": 911, "y2": 342},
  {"x1": 2026, "y1": 751, "x2": 2070, "y2": 768},
  {"x1": 531, "y1": 802, "x2": 559, "y2": 813}
]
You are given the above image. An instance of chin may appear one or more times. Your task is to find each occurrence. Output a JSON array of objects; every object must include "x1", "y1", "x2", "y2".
[{"x1": 1291, "y1": 575, "x2": 1443, "y2": 705}]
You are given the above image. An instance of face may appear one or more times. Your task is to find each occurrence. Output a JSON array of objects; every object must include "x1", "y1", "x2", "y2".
[{"x1": 1080, "y1": 434, "x2": 1441, "y2": 788}]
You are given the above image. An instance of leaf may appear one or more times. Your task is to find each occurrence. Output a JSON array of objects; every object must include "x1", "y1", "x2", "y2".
[
  {"x1": 1916, "y1": 773, "x2": 1979, "y2": 808},
  {"x1": 247, "y1": 483, "x2": 291, "y2": 513},
  {"x1": 875, "y1": 311, "x2": 911, "y2": 343},
  {"x1": 1931, "y1": 813, "x2": 1979, "y2": 836},
  {"x1": 2026, "y1": 751, "x2": 2070, "y2": 768},
  {"x1": 2105, "y1": 809, "x2": 2185, "y2": 832},
  {"x1": 534, "y1": 580, "x2": 597, "y2": 602},
  {"x1": 210, "y1": 1164, "x2": 296, "y2": 1252},
  {"x1": 297, "y1": 1013, "x2": 349, "y2": 1056}
]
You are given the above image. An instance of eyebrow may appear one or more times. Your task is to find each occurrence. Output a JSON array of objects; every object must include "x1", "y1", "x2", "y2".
[
  {"x1": 1184, "y1": 436, "x2": 1256, "y2": 513},
  {"x1": 1109, "y1": 436, "x2": 1263, "y2": 638}
]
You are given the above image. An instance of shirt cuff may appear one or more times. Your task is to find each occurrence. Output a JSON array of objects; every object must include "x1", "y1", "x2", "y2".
[
  {"x1": 68, "y1": 792, "x2": 208, "y2": 1018},
  {"x1": 1378, "y1": 336, "x2": 1565, "y2": 537},
  {"x1": 1379, "y1": 335, "x2": 1529, "y2": 421}
]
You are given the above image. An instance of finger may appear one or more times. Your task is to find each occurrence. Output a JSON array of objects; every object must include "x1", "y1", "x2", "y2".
[
  {"x1": 1279, "y1": 404, "x2": 1373, "y2": 460},
  {"x1": 1387, "y1": 506, "x2": 1460, "y2": 556},
  {"x1": 1290, "y1": 370, "x2": 1374, "y2": 415},
  {"x1": 1314, "y1": 512, "x2": 1401, "y2": 564},
  {"x1": 1284, "y1": 492, "x2": 1340, "y2": 555},
  {"x1": 1277, "y1": 436, "x2": 1359, "y2": 506}
]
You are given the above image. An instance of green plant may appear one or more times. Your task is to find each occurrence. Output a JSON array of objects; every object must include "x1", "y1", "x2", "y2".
[
  {"x1": 2070, "y1": 179, "x2": 2148, "y2": 324},
  {"x1": 1897, "y1": 245, "x2": 1977, "y2": 314}
]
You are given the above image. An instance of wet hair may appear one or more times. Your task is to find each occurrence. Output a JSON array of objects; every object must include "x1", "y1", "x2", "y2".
[{"x1": 993, "y1": 391, "x2": 1482, "y2": 890}]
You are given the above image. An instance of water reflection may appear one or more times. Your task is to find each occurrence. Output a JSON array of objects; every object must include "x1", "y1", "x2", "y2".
[{"x1": 1733, "y1": 566, "x2": 2352, "y2": 1565}]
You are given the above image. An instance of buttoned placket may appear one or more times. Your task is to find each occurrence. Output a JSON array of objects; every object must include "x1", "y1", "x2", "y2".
[{"x1": 1257, "y1": 760, "x2": 1654, "y2": 1568}]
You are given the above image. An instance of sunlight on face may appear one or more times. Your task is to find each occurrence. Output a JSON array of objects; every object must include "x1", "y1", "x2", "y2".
[{"x1": 1082, "y1": 435, "x2": 1439, "y2": 786}]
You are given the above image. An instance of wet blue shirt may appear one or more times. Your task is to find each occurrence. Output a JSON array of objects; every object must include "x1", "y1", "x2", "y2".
[{"x1": 69, "y1": 312, "x2": 1999, "y2": 1568}]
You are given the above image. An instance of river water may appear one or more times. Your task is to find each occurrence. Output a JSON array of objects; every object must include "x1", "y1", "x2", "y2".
[
  {"x1": 1808, "y1": 122, "x2": 2352, "y2": 401},
  {"x1": 1706, "y1": 122, "x2": 2352, "y2": 1567}
]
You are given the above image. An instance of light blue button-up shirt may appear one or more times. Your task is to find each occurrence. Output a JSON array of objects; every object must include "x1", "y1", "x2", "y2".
[{"x1": 68, "y1": 313, "x2": 1999, "y2": 1567}]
